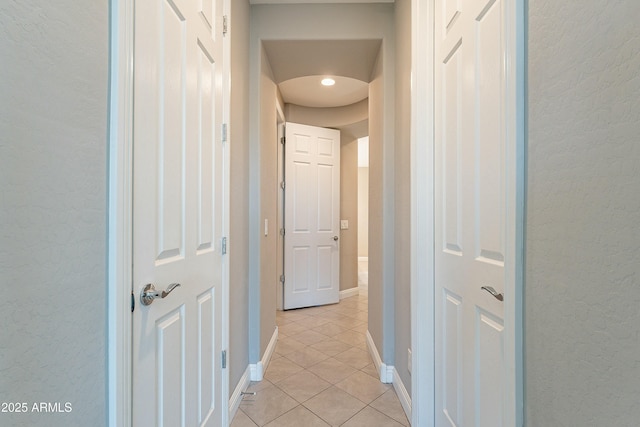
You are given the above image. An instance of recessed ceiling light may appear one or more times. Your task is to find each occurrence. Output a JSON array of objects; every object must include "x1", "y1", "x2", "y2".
[{"x1": 321, "y1": 78, "x2": 336, "y2": 86}]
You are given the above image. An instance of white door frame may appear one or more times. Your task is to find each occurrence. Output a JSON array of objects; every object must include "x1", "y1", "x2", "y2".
[
  {"x1": 409, "y1": 0, "x2": 525, "y2": 425},
  {"x1": 276, "y1": 104, "x2": 285, "y2": 311},
  {"x1": 107, "y1": 0, "x2": 231, "y2": 425}
]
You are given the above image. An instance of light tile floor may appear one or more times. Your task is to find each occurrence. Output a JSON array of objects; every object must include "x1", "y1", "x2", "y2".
[{"x1": 232, "y1": 294, "x2": 410, "y2": 427}]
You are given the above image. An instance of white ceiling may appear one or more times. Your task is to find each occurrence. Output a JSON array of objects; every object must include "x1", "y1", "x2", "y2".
[
  {"x1": 256, "y1": 1, "x2": 387, "y2": 117},
  {"x1": 262, "y1": 39, "x2": 381, "y2": 108},
  {"x1": 262, "y1": 39, "x2": 381, "y2": 84},
  {"x1": 279, "y1": 75, "x2": 369, "y2": 108}
]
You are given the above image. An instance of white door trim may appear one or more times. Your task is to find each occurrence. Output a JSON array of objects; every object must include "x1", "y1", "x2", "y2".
[
  {"x1": 410, "y1": 0, "x2": 435, "y2": 425},
  {"x1": 504, "y1": 0, "x2": 526, "y2": 424},
  {"x1": 107, "y1": 1, "x2": 231, "y2": 425},
  {"x1": 276, "y1": 105, "x2": 285, "y2": 311},
  {"x1": 107, "y1": 1, "x2": 134, "y2": 425},
  {"x1": 410, "y1": 0, "x2": 525, "y2": 425},
  {"x1": 221, "y1": 2, "x2": 232, "y2": 425}
]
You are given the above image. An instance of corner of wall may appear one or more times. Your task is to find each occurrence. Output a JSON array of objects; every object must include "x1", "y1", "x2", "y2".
[
  {"x1": 366, "y1": 330, "x2": 392, "y2": 383},
  {"x1": 250, "y1": 326, "x2": 278, "y2": 381}
]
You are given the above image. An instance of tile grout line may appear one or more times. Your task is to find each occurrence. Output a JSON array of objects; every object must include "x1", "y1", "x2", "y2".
[{"x1": 234, "y1": 296, "x2": 408, "y2": 426}]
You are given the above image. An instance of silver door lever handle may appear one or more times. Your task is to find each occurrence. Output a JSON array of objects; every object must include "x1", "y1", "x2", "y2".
[
  {"x1": 140, "y1": 283, "x2": 181, "y2": 306},
  {"x1": 481, "y1": 286, "x2": 504, "y2": 301}
]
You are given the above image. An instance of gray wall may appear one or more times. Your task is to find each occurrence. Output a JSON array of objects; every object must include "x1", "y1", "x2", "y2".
[
  {"x1": 393, "y1": 0, "x2": 412, "y2": 395},
  {"x1": 358, "y1": 167, "x2": 369, "y2": 258},
  {"x1": 368, "y1": 52, "x2": 393, "y2": 365},
  {"x1": 258, "y1": 45, "x2": 280, "y2": 357},
  {"x1": 285, "y1": 99, "x2": 369, "y2": 130},
  {"x1": 230, "y1": 0, "x2": 251, "y2": 392},
  {"x1": 525, "y1": 0, "x2": 640, "y2": 425},
  {"x1": 340, "y1": 135, "x2": 359, "y2": 291},
  {"x1": 0, "y1": 1, "x2": 108, "y2": 426}
]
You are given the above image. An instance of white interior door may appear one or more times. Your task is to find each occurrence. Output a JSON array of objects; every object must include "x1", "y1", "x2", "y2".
[
  {"x1": 132, "y1": 0, "x2": 225, "y2": 425},
  {"x1": 284, "y1": 122, "x2": 341, "y2": 310},
  {"x1": 435, "y1": 0, "x2": 512, "y2": 425}
]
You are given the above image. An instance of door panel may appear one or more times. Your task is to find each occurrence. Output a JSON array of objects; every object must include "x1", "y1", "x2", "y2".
[
  {"x1": 132, "y1": 0, "x2": 225, "y2": 425},
  {"x1": 197, "y1": 289, "x2": 215, "y2": 424},
  {"x1": 158, "y1": 0, "x2": 187, "y2": 262},
  {"x1": 442, "y1": 291, "x2": 462, "y2": 427},
  {"x1": 435, "y1": 0, "x2": 509, "y2": 425},
  {"x1": 317, "y1": 164, "x2": 334, "y2": 231},
  {"x1": 284, "y1": 123, "x2": 340, "y2": 310},
  {"x1": 156, "y1": 307, "x2": 186, "y2": 427},
  {"x1": 475, "y1": 0, "x2": 505, "y2": 266},
  {"x1": 292, "y1": 162, "x2": 311, "y2": 232},
  {"x1": 475, "y1": 310, "x2": 504, "y2": 427},
  {"x1": 317, "y1": 246, "x2": 333, "y2": 290},
  {"x1": 196, "y1": 41, "x2": 216, "y2": 253},
  {"x1": 442, "y1": 40, "x2": 463, "y2": 255},
  {"x1": 293, "y1": 247, "x2": 311, "y2": 293}
]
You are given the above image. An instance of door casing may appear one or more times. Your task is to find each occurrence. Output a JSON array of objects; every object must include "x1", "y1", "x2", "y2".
[{"x1": 107, "y1": 0, "x2": 231, "y2": 425}]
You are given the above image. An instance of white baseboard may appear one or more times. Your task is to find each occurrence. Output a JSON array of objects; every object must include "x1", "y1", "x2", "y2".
[
  {"x1": 358, "y1": 283, "x2": 368, "y2": 295},
  {"x1": 365, "y1": 331, "x2": 392, "y2": 383},
  {"x1": 229, "y1": 365, "x2": 251, "y2": 421},
  {"x1": 358, "y1": 256, "x2": 369, "y2": 262},
  {"x1": 340, "y1": 287, "x2": 360, "y2": 299},
  {"x1": 392, "y1": 367, "x2": 412, "y2": 422},
  {"x1": 250, "y1": 326, "x2": 278, "y2": 381}
]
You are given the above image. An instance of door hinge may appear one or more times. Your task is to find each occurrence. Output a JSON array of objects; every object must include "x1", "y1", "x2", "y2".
[
  {"x1": 222, "y1": 350, "x2": 227, "y2": 369},
  {"x1": 280, "y1": 228, "x2": 285, "y2": 237},
  {"x1": 222, "y1": 237, "x2": 227, "y2": 255},
  {"x1": 131, "y1": 291, "x2": 135, "y2": 312},
  {"x1": 222, "y1": 123, "x2": 227, "y2": 143},
  {"x1": 280, "y1": 181, "x2": 285, "y2": 190},
  {"x1": 280, "y1": 274, "x2": 285, "y2": 284},
  {"x1": 222, "y1": 15, "x2": 228, "y2": 36},
  {"x1": 280, "y1": 136, "x2": 286, "y2": 145}
]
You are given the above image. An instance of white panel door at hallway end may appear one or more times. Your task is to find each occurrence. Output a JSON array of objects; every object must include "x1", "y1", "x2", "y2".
[
  {"x1": 284, "y1": 122, "x2": 340, "y2": 310},
  {"x1": 131, "y1": 0, "x2": 226, "y2": 426}
]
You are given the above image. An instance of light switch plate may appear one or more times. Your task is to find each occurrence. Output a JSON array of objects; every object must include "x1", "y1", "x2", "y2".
[{"x1": 340, "y1": 220, "x2": 349, "y2": 230}]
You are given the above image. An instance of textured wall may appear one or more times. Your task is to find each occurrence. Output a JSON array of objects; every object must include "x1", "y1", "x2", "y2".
[
  {"x1": 0, "y1": 1, "x2": 108, "y2": 426},
  {"x1": 340, "y1": 136, "x2": 359, "y2": 291},
  {"x1": 284, "y1": 100, "x2": 369, "y2": 129},
  {"x1": 393, "y1": 0, "x2": 412, "y2": 395},
  {"x1": 230, "y1": 0, "x2": 251, "y2": 391},
  {"x1": 526, "y1": 1, "x2": 640, "y2": 425},
  {"x1": 358, "y1": 167, "x2": 369, "y2": 258},
  {"x1": 259, "y1": 46, "x2": 279, "y2": 356},
  {"x1": 367, "y1": 49, "x2": 386, "y2": 358}
]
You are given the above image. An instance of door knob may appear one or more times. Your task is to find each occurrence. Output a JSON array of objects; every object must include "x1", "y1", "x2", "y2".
[
  {"x1": 481, "y1": 286, "x2": 504, "y2": 301},
  {"x1": 140, "y1": 283, "x2": 181, "y2": 306},
  {"x1": 333, "y1": 235, "x2": 339, "y2": 241}
]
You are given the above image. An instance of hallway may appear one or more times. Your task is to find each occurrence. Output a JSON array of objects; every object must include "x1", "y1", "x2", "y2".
[{"x1": 231, "y1": 295, "x2": 409, "y2": 426}]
